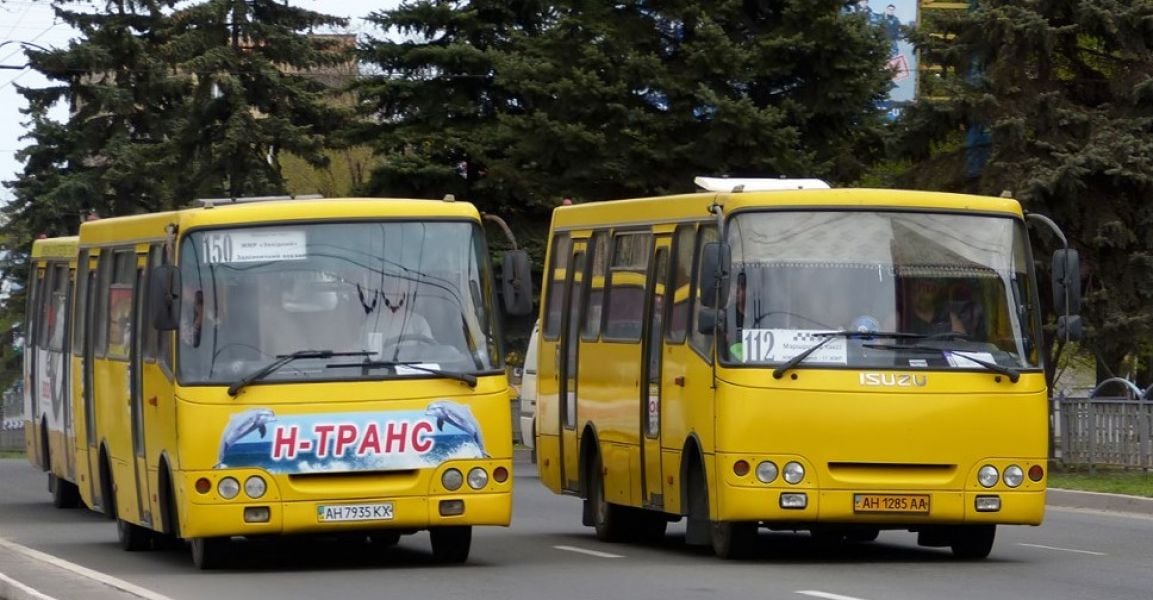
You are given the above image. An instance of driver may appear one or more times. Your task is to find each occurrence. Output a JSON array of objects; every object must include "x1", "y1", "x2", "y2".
[
  {"x1": 905, "y1": 279, "x2": 966, "y2": 336},
  {"x1": 365, "y1": 273, "x2": 436, "y2": 351}
]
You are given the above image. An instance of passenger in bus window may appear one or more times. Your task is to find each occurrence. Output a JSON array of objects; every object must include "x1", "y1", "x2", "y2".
[
  {"x1": 948, "y1": 281, "x2": 986, "y2": 339},
  {"x1": 905, "y1": 279, "x2": 965, "y2": 336}
]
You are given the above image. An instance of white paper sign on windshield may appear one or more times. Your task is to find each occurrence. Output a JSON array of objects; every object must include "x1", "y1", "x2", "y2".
[
  {"x1": 740, "y1": 329, "x2": 847, "y2": 365},
  {"x1": 202, "y1": 230, "x2": 307, "y2": 263},
  {"x1": 946, "y1": 351, "x2": 996, "y2": 368}
]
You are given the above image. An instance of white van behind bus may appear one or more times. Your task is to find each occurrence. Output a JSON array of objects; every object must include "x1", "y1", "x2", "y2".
[{"x1": 518, "y1": 322, "x2": 540, "y2": 460}]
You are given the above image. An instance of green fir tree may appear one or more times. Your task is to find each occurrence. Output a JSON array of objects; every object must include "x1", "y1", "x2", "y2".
[{"x1": 896, "y1": 0, "x2": 1153, "y2": 385}]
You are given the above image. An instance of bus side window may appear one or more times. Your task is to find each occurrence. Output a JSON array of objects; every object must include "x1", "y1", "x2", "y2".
[
  {"x1": 92, "y1": 252, "x2": 113, "y2": 358},
  {"x1": 72, "y1": 251, "x2": 90, "y2": 357},
  {"x1": 689, "y1": 226, "x2": 718, "y2": 359},
  {"x1": 581, "y1": 230, "x2": 609, "y2": 341},
  {"x1": 603, "y1": 232, "x2": 650, "y2": 341},
  {"x1": 543, "y1": 233, "x2": 571, "y2": 341},
  {"x1": 667, "y1": 225, "x2": 695, "y2": 344}
]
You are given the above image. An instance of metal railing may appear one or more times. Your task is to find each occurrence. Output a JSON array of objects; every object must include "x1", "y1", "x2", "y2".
[{"x1": 1053, "y1": 378, "x2": 1153, "y2": 471}]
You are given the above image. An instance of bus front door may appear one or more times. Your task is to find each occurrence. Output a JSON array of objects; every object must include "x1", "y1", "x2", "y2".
[
  {"x1": 129, "y1": 264, "x2": 152, "y2": 526},
  {"x1": 641, "y1": 238, "x2": 670, "y2": 508},
  {"x1": 559, "y1": 245, "x2": 587, "y2": 492}
]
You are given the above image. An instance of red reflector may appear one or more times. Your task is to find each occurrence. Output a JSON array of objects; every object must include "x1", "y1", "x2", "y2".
[
  {"x1": 493, "y1": 466, "x2": 509, "y2": 483},
  {"x1": 195, "y1": 478, "x2": 212, "y2": 494},
  {"x1": 1028, "y1": 464, "x2": 1044, "y2": 482},
  {"x1": 733, "y1": 460, "x2": 750, "y2": 477}
]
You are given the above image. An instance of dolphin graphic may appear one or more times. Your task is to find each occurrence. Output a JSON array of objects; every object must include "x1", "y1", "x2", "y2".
[
  {"x1": 217, "y1": 408, "x2": 277, "y2": 466},
  {"x1": 425, "y1": 400, "x2": 487, "y2": 457}
]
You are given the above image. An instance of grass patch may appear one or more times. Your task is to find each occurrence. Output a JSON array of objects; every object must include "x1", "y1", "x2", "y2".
[
  {"x1": 1049, "y1": 466, "x2": 1153, "y2": 498},
  {"x1": 0, "y1": 451, "x2": 25, "y2": 459}
]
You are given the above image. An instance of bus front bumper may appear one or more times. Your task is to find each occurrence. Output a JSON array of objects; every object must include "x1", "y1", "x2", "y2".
[
  {"x1": 718, "y1": 486, "x2": 1045, "y2": 526},
  {"x1": 179, "y1": 492, "x2": 512, "y2": 539}
]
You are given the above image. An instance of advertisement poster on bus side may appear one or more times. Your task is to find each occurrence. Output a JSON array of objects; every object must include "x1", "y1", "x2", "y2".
[{"x1": 215, "y1": 400, "x2": 487, "y2": 474}]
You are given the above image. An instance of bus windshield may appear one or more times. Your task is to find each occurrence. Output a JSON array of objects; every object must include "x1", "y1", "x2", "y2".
[
  {"x1": 177, "y1": 221, "x2": 501, "y2": 385},
  {"x1": 721, "y1": 210, "x2": 1040, "y2": 371}
]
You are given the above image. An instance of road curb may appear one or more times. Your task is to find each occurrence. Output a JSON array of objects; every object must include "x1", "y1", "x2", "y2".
[{"x1": 1047, "y1": 488, "x2": 1153, "y2": 516}]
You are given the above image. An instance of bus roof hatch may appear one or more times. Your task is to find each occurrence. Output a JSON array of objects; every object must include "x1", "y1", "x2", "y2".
[{"x1": 693, "y1": 177, "x2": 830, "y2": 193}]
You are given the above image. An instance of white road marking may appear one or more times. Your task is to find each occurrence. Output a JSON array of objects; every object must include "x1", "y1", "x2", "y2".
[
  {"x1": 0, "y1": 571, "x2": 58, "y2": 600},
  {"x1": 553, "y1": 545, "x2": 625, "y2": 559},
  {"x1": 0, "y1": 537, "x2": 175, "y2": 600},
  {"x1": 797, "y1": 591, "x2": 870, "y2": 600},
  {"x1": 1017, "y1": 543, "x2": 1107, "y2": 556}
]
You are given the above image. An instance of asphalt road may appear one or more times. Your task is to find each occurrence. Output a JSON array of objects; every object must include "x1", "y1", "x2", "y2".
[{"x1": 2, "y1": 456, "x2": 1152, "y2": 600}]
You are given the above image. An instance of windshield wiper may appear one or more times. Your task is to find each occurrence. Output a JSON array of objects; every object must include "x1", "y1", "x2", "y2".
[
  {"x1": 860, "y1": 342, "x2": 1021, "y2": 383},
  {"x1": 772, "y1": 331, "x2": 923, "y2": 380},
  {"x1": 327, "y1": 360, "x2": 478, "y2": 388},
  {"x1": 227, "y1": 350, "x2": 376, "y2": 396}
]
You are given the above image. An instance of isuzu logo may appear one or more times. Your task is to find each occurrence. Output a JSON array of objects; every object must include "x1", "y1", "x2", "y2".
[{"x1": 859, "y1": 372, "x2": 928, "y2": 387}]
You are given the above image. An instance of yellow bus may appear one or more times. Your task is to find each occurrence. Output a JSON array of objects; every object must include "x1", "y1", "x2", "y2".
[
  {"x1": 535, "y1": 178, "x2": 1080, "y2": 559},
  {"x1": 28, "y1": 195, "x2": 531, "y2": 569},
  {"x1": 23, "y1": 236, "x2": 83, "y2": 509}
]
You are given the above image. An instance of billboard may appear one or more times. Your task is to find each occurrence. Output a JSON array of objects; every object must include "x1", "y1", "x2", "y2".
[{"x1": 844, "y1": 0, "x2": 920, "y2": 117}]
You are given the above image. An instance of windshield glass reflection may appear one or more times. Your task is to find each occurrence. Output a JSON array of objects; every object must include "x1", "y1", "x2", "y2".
[
  {"x1": 177, "y1": 221, "x2": 501, "y2": 385},
  {"x1": 721, "y1": 211, "x2": 1039, "y2": 371}
]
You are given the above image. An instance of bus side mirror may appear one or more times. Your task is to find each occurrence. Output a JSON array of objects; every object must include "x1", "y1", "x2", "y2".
[
  {"x1": 1057, "y1": 315, "x2": 1083, "y2": 341},
  {"x1": 697, "y1": 307, "x2": 720, "y2": 334},
  {"x1": 150, "y1": 265, "x2": 181, "y2": 331},
  {"x1": 698, "y1": 242, "x2": 730, "y2": 309},
  {"x1": 1052, "y1": 249, "x2": 1081, "y2": 315},
  {"x1": 502, "y1": 249, "x2": 533, "y2": 317}
]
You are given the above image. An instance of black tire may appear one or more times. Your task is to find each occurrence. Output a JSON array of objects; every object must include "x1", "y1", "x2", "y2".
[
  {"x1": 191, "y1": 537, "x2": 229, "y2": 570},
  {"x1": 98, "y1": 453, "x2": 116, "y2": 520},
  {"x1": 589, "y1": 453, "x2": 628, "y2": 542},
  {"x1": 50, "y1": 474, "x2": 80, "y2": 509},
  {"x1": 684, "y1": 460, "x2": 711, "y2": 547},
  {"x1": 711, "y1": 521, "x2": 758, "y2": 559},
  {"x1": 39, "y1": 422, "x2": 50, "y2": 472},
  {"x1": 117, "y1": 518, "x2": 153, "y2": 551},
  {"x1": 155, "y1": 475, "x2": 182, "y2": 550},
  {"x1": 429, "y1": 526, "x2": 471, "y2": 564},
  {"x1": 950, "y1": 525, "x2": 995, "y2": 560}
]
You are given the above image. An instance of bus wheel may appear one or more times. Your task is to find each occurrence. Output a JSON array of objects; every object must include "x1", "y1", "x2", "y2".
[
  {"x1": 590, "y1": 453, "x2": 627, "y2": 542},
  {"x1": 429, "y1": 526, "x2": 471, "y2": 564},
  {"x1": 950, "y1": 525, "x2": 995, "y2": 560},
  {"x1": 711, "y1": 521, "x2": 757, "y2": 559},
  {"x1": 50, "y1": 474, "x2": 80, "y2": 509},
  {"x1": 191, "y1": 537, "x2": 229, "y2": 570},
  {"x1": 117, "y1": 518, "x2": 153, "y2": 552}
]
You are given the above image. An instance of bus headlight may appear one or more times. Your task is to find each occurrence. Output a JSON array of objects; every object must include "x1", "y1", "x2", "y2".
[
  {"x1": 244, "y1": 476, "x2": 267, "y2": 499},
  {"x1": 442, "y1": 468, "x2": 463, "y2": 491},
  {"x1": 467, "y1": 467, "x2": 489, "y2": 490},
  {"x1": 755, "y1": 461, "x2": 779, "y2": 484},
  {"x1": 978, "y1": 465, "x2": 999, "y2": 488},
  {"x1": 1003, "y1": 465, "x2": 1024, "y2": 488},
  {"x1": 218, "y1": 477, "x2": 240, "y2": 499},
  {"x1": 783, "y1": 462, "x2": 805, "y2": 485}
]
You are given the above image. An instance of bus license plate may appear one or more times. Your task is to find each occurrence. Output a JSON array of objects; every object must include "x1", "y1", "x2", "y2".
[
  {"x1": 853, "y1": 494, "x2": 930, "y2": 513},
  {"x1": 317, "y1": 502, "x2": 395, "y2": 522}
]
